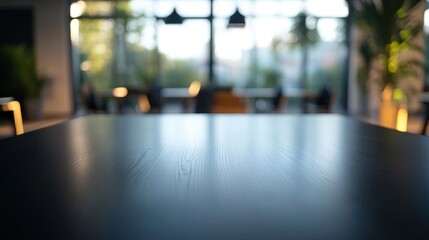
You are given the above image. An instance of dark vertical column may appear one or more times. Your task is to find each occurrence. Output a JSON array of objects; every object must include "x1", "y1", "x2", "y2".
[
  {"x1": 342, "y1": 0, "x2": 353, "y2": 114},
  {"x1": 154, "y1": 22, "x2": 162, "y2": 85},
  {"x1": 0, "y1": 7, "x2": 34, "y2": 103},
  {"x1": 208, "y1": 0, "x2": 215, "y2": 85},
  {"x1": 112, "y1": 2, "x2": 118, "y2": 87}
]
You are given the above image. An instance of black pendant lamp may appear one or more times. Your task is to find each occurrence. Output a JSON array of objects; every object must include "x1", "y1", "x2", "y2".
[
  {"x1": 227, "y1": 8, "x2": 246, "y2": 28},
  {"x1": 164, "y1": 8, "x2": 184, "y2": 24}
]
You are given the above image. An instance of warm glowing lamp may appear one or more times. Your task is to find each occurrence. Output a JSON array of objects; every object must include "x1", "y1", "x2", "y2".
[
  {"x1": 188, "y1": 81, "x2": 202, "y2": 97},
  {"x1": 396, "y1": 105, "x2": 408, "y2": 132},
  {"x1": 113, "y1": 87, "x2": 128, "y2": 98}
]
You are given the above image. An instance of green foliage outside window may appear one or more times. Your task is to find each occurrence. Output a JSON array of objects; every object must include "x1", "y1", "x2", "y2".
[
  {"x1": 78, "y1": 0, "x2": 204, "y2": 91},
  {"x1": 162, "y1": 60, "x2": 204, "y2": 88}
]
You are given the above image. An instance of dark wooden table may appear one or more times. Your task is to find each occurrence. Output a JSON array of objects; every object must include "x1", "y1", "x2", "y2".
[{"x1": 1, "y1": 114, "x2": 429, "y2": 239}]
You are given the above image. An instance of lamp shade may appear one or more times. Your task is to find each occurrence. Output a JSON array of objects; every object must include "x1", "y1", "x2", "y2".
[
  {"x1": 164, "y1": 8, "x2": 184, "y2": 24},
  {"x1": 227, "y1": 8, "x2": 245, "y2": 28}
]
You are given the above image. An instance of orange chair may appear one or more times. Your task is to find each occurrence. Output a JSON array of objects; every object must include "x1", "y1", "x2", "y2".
[{"x1": 211, "y1": 90, "x2": 247, "y2": 113}]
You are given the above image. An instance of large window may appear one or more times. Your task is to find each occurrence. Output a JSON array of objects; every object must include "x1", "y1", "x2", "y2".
[{"x1": 71, "y1": 0, "x2": 349, "y2": 112}]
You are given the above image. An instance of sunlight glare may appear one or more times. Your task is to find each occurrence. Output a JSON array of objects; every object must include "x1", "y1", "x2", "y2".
[
  {"x1": 70, "y1": 19, "x2": 80, "y2": 44},
  {"x1": 396, "y1": 106, "x2": 408, "y2": 132},
  {"x1": 70, "y1": 0, "x2": 86, "y2": 18}
]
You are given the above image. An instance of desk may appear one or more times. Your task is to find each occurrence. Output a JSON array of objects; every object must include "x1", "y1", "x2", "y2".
[
  {"x1": 161, "y1": 88, "x2": 195, "y2": 112},
  {"x1": 232, "y1": 88, "x2": 318, "y2": 112},
  {"x1": 2, "y1": 114, "x2": 429, "y2": 239},
  {"x1": 233, "y1": 88, "x2": 317, "y2": 98}
]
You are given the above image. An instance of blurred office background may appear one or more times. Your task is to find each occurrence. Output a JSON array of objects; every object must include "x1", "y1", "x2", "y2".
[{"x1": 0, "y1": 0, "x2": 428, "y2": 136}]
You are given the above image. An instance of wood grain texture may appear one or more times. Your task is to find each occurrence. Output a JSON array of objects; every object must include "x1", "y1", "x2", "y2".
[{"x1": 1, "y1": 114, "x2": 429, "y2": 239}]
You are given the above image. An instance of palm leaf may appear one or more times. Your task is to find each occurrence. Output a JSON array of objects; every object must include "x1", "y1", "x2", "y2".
[{"x1": 353, "y1": 0, "x2": 424, "y2": 90}]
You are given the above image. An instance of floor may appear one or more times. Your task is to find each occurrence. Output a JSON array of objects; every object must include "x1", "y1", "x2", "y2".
[
  {"x1": 0, "y1": 117, "x2": 67, "y2": 139},
  {"x1": 0, "y1": 113, "x2": 427, "y2": 140}
]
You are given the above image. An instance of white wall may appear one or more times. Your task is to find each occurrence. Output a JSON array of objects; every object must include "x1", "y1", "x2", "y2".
[{"x1": 0, "y1": 0, "x2": 72, "y2": 117}]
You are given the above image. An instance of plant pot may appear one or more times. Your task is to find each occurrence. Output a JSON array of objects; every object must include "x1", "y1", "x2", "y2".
[{"x1": 378, "y1": 86, "x2": 408, "y2": 132}]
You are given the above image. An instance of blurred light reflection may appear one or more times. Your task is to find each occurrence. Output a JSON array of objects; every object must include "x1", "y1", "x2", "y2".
[
  {"x1": 70, "y1": 0, "x2": 86, "y2": 18},
  {"x1": 70, "y1": 19, "x2": 80, "y2": 44},
  {"x1": 113, "y1": 87, "x2": 128, "y2": 98},
  {"x1": 396, "y1": 106, "x2": 408, "y2": 132},
  {"x1": 188, "y1": 81, "x2": 202, "y2": 97}
]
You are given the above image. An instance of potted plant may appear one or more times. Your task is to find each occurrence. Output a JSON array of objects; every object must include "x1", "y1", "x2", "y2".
[
  {"x1": 353, "y1": 0, "x2": 424, "y2": 129},
  {"x1": 0, "y1": 45, "x2": 46, "y2": 119}
]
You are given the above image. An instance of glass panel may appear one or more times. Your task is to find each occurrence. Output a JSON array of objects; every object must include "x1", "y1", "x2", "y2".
[
  {"x1": 139, "y1": 18, "x2": 157, "y2": 50},
  {"x1": 158, "y1": 20, "x2": 209, "y2": 87},
  {"x1": 82, "y1": 1, "x2": 115, "y2": 17},
  {"x1": 214, "y1": 18, "x2": 253, "y2": 87},
  {"x1": 252, "y1": 1, "x2": 291, "y2": 16},
  {"x1": 176, "y1": 1, "x2": 210, "y2": 16},
  {"x1": 306, "y1": 0, "x2": 349, "y2": 17},
  {"x1": 74, "y1": 0, "x2": 349, "y2": 113},
  {"x1": 129, "y1": 0, "x2": 156, "y2": 17},
  {"x1": 79, "y1": 16, "x2": 159, "y2": 90},
  {"x1": 123, "y1": 18, "x2": 158, "y2": 89},
  {"x1": 213, "y1": 0, "x2": 236, "y2": 18},
  {"x1": 308, "y1": 42, "x2": 347, "y2": 90},
  {"x1": 153, "y1": 0, "x2": 175, "y2": 17},
  {"x1": 79, "y1": 19, "x2": 114, "y2": 90},
  {"x1": 279, "y1": 1, "x2": 305, "y2": 17},
  {"x1": 214, "y1": 0, "x2": 304, "y2": 18},
  {"x1": 149, "y1": 0, "x2": 210, "y2": 18},
  {"x1": 317, "y1": 18, "x2": 345, "y2": 42},
  {"x1": 214, "y1": 16, "x2": 295, "y2": 88}
]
